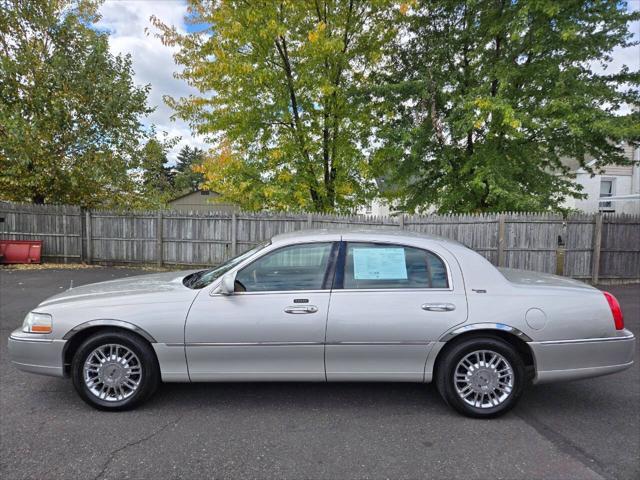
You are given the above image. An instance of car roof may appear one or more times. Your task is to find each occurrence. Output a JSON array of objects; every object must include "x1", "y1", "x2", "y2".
[{"x1": 271, "y1": 228, "x2": 461, "y2": 247}]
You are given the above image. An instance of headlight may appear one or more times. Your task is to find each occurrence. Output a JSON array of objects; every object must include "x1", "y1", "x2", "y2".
[{"x1": 22, "y1": 312, "x2": 53, "y2": 334}]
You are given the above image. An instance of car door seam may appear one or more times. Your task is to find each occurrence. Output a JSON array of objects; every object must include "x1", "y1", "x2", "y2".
[{"x1": 182, "y1": 289, "x2": 206, "y2": 382}]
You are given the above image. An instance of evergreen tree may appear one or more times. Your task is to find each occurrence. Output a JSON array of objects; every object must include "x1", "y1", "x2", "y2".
[
  {"x1": 139, "y1": 136, "x2": 178, "y2": 207},
  {"x1": 174, "y1": 145, "x2": 205, "y2": 191}
]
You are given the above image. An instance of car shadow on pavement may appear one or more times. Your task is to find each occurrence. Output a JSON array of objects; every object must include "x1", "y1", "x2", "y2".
[{"x1": 149, "y1": 381, "x2": 445, "y2": 411}]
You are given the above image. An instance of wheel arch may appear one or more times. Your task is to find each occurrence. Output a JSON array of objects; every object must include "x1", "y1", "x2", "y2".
[
  {"x1": 61, "y1": 320, "x2": 157, "y2": 377},
  {"x1": 430, "y1": 326, "x2": 536, "y2": 382}
]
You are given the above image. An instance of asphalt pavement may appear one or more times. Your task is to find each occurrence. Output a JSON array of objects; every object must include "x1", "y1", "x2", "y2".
[{"x1": 1, "y1": 267, "x2": 638, "y2": 480}]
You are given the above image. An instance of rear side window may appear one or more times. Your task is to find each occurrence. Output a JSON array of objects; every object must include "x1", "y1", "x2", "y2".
[
  {"x1": 236, "y1": 242, "x2": 333, "y2": 292},
  {"x1": 343, "y1": 243, "x2": 448, "y2": 289}
]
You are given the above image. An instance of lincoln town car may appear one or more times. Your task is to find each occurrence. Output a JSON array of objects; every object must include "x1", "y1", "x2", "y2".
[{"x1": 8, "y1": 230, "x2": 636, "y2": 417}]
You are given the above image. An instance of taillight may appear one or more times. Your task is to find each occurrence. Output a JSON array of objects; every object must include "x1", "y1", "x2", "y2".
[{"x1": 603, "y1": 292, "x2": 624, "y2": 330}]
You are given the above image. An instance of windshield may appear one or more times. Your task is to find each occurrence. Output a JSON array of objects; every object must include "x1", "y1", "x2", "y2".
[{"x1": 183, "y1": 241, "x2": 270, "y2": 289}]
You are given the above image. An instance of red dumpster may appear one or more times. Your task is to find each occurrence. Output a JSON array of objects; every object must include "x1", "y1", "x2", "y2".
[{"x1": 0, "y1": 240, "x2": 43, "y2": 264}]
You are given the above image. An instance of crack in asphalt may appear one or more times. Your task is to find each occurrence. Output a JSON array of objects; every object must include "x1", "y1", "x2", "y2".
[
  {"x1": 515, "y1": 411, "x2": 614, "y2": 480},
  {"x1": 92, "y1": 414, "x2": 184, "y2": 480}
]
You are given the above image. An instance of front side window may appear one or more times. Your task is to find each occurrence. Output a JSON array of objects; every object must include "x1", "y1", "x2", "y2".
[
  {"x1": 343, "y1": 243, "x2": 448, "y2": 289},
  {"x1": 235, "y1": 242, "x2": 333, "y2": 292}
]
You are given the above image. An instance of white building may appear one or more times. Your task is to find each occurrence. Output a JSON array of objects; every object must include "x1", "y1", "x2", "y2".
[
  {"x1": 357, "y1": 145, "x2": 640, "y2": 216},
  {"x1": 563, "y1": 144, "x2": 640, "y2": 214},
  {"x1": 356, "y1": 198, "x2": 392, "y2": 216}
]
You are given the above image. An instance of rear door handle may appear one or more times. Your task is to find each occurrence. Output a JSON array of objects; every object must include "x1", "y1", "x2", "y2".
[
  {"x1": 422, "y1": 303, "x2": 456, "y2": 312},
  {"x1": 284, "y1": 305, "x2": 318, "y2": 314}
]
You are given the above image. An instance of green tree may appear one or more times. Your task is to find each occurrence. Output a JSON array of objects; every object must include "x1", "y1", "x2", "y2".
[
  {"x1": 0, "y1": 0, "x2": 152, "y2": 208},
  {"x1": 372, "y1": 0, "x2": 640, "y2": 213},
  {"x1": 153, "y1": 0, "x2": 397, "y2": 212},
  {"x1": 173, "y1": 145, "x2": 205, "y2": 192}
]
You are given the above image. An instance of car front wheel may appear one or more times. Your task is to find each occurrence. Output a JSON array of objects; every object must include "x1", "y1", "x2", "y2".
[
  {"x1": 436, "y1": 336, "x2": 526, "y2": 418},
  {"x1": 71, "y1": 331, "x2": 159, "y2": 410}
]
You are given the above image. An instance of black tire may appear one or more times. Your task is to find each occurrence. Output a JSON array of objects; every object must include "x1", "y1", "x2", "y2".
[
  {"x1": 71, "y1": 330, "x2": 160, "y2": 411},
  {"x1": 435, "y1": 336, "x2": 526, "y2": 418}
]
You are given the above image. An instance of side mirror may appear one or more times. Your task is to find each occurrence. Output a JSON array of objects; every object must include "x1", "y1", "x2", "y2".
[{"x1": 219, "y1": 272, "x2": 236, "y2": 295}]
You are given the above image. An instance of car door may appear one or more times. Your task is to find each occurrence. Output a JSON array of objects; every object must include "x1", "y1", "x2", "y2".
[
  {"x1": 185, "y1": 241, "x2": 337, "y2": 381},
  {"x1": 325, "y1": 239, "x2": 468, "y2": 381}
]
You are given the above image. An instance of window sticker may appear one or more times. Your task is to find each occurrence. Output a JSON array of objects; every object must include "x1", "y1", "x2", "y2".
[{"x1": 352, "y1": 248, "x2": 408, "y2": 280}]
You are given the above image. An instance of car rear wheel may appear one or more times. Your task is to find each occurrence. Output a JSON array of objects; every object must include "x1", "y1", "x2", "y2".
[
  {"x1": 436, "y1": 336, "x2": 526, "y2": 418},
  {"x1": 71, "y1": 331, "x2": 159, "y2": 410}
]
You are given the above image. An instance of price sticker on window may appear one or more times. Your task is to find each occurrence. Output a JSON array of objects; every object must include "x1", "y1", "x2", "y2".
[{"x1": 352, "y1": 248, "x2": 408, "y2": 280}]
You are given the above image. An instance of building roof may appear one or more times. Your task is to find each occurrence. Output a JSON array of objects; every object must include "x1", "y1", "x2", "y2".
[
  {"x1": 561, "y1": 142, "x2": 639, "y2": 173},
  {"x1": 169, "y1": 189, "x2": 215, "y2": 203}
]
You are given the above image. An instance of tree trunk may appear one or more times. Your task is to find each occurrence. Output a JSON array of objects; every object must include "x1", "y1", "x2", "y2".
[
  {"x1": 322, "y1": 109, "x2": 331, "y2": 211},
  {"x1": 275, "y1": 35, "x2": 323, "y2": 211}
]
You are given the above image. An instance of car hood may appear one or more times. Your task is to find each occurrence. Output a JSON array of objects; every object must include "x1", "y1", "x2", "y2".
[
  {"x1": 497, "y1": 268, "x2": 596, "y2": 290},
  {"x1": 38, "y1": 270, "x2": 200, "y2": 308}
]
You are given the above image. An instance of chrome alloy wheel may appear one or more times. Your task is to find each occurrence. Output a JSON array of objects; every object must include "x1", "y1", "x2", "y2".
[
  {"x1": 454, "y1": 350, "x2": 514, "y2": 409},
  {"x1": 83, "y1": 344, "x2": 142, "y2": 402}
]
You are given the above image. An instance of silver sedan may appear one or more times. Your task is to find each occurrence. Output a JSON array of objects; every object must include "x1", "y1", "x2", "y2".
[{"x1": 8, "y1": 229, "x2": 636, "y2": 417}]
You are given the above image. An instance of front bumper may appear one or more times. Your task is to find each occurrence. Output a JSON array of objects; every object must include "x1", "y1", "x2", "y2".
[
  {"x1": 530, "y1": 329, "x2": 636, "y2": 384},
  {"x1": 8, "y1": 329, "x2": 66, "y2": 377}
]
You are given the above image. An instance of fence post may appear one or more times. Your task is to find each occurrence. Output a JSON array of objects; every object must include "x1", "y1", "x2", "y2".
[
  {"x1": 85, "y1": 210, "x2": 92, "y2": 264},
  {"x1": 399, "y1": 214, "x2": 405, "y2": 229},
  {"x1": 307, "y1": 213, "x2": 313, "y2": 228},
  {"x1": 231, "y1": 213, "x2": 237, "y2": 257},
  {"x1": 497, "y1": 213, "x2": 506, "y2": 267},
  {"x1": 555, "y1": 219, "x2": 567, "y2": 276},
  {"x1": 62, "y1": 212, "x2": 68, "y2": 264},
  {"x1": 156, "y1": 211, "x2": 163, "y2": 267},
  {"x1": 555, "y1": 248, "x2": 565, "y2": 276},
  {"x1": 79, "y1": 208, "x2": 85, "y2": 263},
  {"x1": 592, "y1": 213, "x2": 603, "y2": 284}
]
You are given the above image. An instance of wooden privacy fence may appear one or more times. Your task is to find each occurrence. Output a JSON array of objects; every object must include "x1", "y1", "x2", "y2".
[{"x1": 0, "y1": 202, "x2": 638, "y2": 282}]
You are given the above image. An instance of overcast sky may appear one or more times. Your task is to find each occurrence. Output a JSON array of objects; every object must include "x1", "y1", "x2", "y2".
[
  {"x1": 97, "y1": 0, "x2": 203, "y2": 165},
  {"x1": 96, "y1": 0, "x2": 640, "y2": 166}
]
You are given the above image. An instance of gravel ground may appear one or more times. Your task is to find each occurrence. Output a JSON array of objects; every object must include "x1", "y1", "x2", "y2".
[{"x1": 1, "y1": 267, "x2": 638, "y2": 480}]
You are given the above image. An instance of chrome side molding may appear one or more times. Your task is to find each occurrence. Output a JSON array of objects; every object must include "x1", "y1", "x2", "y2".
[
  {"x1": 538, "y1": 333, "x2": 635, "y2": 345},
  {"x1": 168, "y1": 340, "x2": 433, "y2": 347}
]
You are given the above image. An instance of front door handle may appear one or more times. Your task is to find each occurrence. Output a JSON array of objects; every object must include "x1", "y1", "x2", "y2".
[
  {"x1": 284, "y1": 305, "x2": 318, "y2": 314},
  {"x1": 422, "y1": 303, "x2": 456, "y2": 312}
]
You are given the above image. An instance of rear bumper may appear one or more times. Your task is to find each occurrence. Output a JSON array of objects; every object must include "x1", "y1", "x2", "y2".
[
  {"x1": 530, "y1": 329, "x2": 636, "y2": 384},
  {"x1": 7, "y1": 329, "x2": 66, "y2": 377}
]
